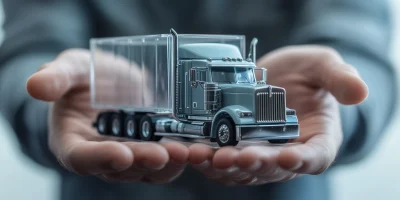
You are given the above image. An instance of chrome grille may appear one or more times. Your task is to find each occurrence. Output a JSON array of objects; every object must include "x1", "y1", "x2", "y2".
[{"x1": 256, "y1": 90, "x2": 286, "y2": 123}]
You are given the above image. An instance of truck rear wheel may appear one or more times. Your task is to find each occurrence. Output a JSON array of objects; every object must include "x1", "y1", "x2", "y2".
[
  {"x1": 215, "y1": 118, "x2": 238, "y2": 147},
  {"x1": 110, "y1": 113, "x2": 123, "y2": 137},
  {"x1": 96, "y1": 113, "x2": 111, "y2": 135},
  {"x1": 124, "y1": 115, "x2": 137, "y2": 138},
  {"x1": 139, "y1": 115, "x2": 161, "y2": 141}
]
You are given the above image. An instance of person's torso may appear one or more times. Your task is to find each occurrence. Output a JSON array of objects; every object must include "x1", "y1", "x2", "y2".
[{"x1": 89, "y1": 0, "x2": 303, "y2": 55}]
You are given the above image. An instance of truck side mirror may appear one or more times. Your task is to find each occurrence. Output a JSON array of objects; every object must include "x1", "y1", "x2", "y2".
[{"x1": 255, "y1": 68, "x2": 267, "y2": 84}]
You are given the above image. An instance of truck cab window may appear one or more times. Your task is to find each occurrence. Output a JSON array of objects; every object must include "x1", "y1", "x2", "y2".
[
  {"x1": 211, "y1": 67, "x2": 236, "y2": 83},
  {"x1": 236, "y1": 68, "x2": 255, "y2": 84}
]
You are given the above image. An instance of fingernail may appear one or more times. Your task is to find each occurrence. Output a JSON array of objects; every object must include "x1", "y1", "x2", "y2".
[
  {"x1": 247, "y1": 160, "x2": 262, "y2": 171},
  {"x1": 289, "y1": 161, "x2": 303, "y2": 171}
]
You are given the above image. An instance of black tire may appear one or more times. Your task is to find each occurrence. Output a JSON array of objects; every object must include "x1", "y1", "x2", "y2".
[
  {"x1": 215, "y1": 118, "x2": 238, "y2": 147},
  {"x1": 124, "y1": 115, "x2": 137, "y2": 138},
  {"x1": 268, "y1": 139, "x2": 289, "y2": 144},
  {"x1": 139, "y1": 115, "x2": 161, "y2": 141},
  {"x1": 96, "y1": 113, "x2": 111, "y2": 135},
  {"x1": 110, "y1": 113, "x2": 123, "y2": 137}
]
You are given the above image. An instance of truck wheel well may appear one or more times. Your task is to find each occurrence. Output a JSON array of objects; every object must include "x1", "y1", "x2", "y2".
[{"x1": 211, "y1": 112, "x2": 234, "y2": 138}]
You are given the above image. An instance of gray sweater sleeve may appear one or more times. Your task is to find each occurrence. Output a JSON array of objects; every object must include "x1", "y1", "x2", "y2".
[
  {"x1": 288, "y1": 0, "x2": 397, "y2": 164},
  {"x1": 0, "y1": 0, "x2": 92, "y2": 169}
]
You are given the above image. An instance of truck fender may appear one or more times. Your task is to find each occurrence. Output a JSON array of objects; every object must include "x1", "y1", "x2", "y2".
[{"x1": 210, "y1": 105, "x2": 252, "y2": 139}]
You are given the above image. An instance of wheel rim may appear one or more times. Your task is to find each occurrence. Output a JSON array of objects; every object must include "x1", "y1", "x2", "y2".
[
  {"x1": 218, "y1": 124, "x2": 230, "y2": 143},
  {"x1": 98, "y1": 117, "x2": 106, "y2": 133},
  {"x1": 127, "y1": 120, "x2": 135, "y2": 137},
  {"x1": 112, "y1": 118, "x2": 120, "y2": 135},
  {"x1": 142, "y1": 121, "x2": 150, "y2": 138}
]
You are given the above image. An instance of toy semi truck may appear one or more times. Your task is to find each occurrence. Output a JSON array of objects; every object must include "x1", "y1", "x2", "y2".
[{"x1": 90, "y1": 29, "x2": 299, "y2": 147}]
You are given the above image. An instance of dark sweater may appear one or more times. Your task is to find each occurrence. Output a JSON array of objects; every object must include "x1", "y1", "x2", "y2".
[{"x1": 0, "y1": 0, "x2": 396, "y2": 199}]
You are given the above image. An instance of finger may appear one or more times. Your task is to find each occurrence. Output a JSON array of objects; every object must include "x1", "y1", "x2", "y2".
[
  {"x1": 236, "y1": 146, "x2": 294, "y2": 183},
  {"x1": 278, "y1": 134, "x2": 337, "y2": 175},
  {"x1": 188, "y1": 143, "x2": 215, "y2": 165},
  {"x1": 212, "y1": 147, "x2": 240, "y2": 169},
  {"x1": 140, "y1": 142, "x2": 189, "y2": 183},
  {"x1": 100, "y1": 142, "x2": 169, "y2": 181},
  {"x1": 122, "y1": 142, "x2": 169, "y2": 170},
  {"x1": 26, "y1": 49, "x2": 91, "y2": 101},
  {"x1": 313, "y1": 62, "x2": 368, "y2": 105},
  {"x1": 161, "y1": 141, "x2": 190, "y2": 164},
  {"x1": 257, "y1": 46, "x2": 368, "y2": 105},
  {"x1": 103, "y1": 142, "x2": 187, "y2": 183},
  {"x1": 236, "y1": 146, "x2": 279, "y2": 172},
  {"x1": 59, "y1": 137, "x2": 134, "y2": 176},
  {"x1": 236, "y1": 146, "x2": 264, "y2": 171},
  {"x1": 189, "y1": 144, "x2": 222, "y2": 180}
]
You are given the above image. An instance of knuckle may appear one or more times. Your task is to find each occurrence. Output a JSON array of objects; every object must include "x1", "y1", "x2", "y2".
[
  {"x1": 313, "y1": 46, "x2": 341, "y2": 68},
  {"x1": 318, "y1": 46, "x2": 340, "y2": 59},
  {"x1": 59, "y1": 48, "x2": 81, "y2": 57}
]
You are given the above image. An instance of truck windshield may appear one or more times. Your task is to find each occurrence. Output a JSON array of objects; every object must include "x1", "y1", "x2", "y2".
[{"x1": 211, "y1": 67, "x2": 255, "y2": 84}]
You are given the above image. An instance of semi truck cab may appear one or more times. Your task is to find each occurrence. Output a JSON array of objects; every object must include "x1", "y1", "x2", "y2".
[{"x1": 172, "y1": 36, "x2": 299, "y2": 146}]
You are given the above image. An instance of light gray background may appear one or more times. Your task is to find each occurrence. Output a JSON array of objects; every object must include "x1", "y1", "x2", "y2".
[{"x1": 0, "y1": 1, "x2": 399, "y2": 199}]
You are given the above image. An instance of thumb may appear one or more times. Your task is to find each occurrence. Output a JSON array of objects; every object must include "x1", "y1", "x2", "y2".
[
  {"x1": 319, "y1": 62, "x2": 369, "y2": 105},
  {"x1": 26, "y1": 50, "x2": 90, "y2": 101},
  {"x1": 257, "y1": 46, "x2": 369, "y2": 105}
]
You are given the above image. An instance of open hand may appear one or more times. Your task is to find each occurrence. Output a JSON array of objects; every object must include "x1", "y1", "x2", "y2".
[
  {"x1": 188, "y1": 46, "x2": 368, "y2": 185},
  {"x1": 26, "y1": 49, "x2": 189, "y2": 183}
]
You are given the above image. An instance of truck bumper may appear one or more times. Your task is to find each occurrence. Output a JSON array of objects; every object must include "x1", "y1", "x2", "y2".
[{"x1": 236, "y1": 123, "x2": 299, "y2": 141}]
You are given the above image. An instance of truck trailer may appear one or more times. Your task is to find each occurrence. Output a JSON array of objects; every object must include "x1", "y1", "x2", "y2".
[{"x1": 90, "y1": 29, "x2": 299, "y2": 147}]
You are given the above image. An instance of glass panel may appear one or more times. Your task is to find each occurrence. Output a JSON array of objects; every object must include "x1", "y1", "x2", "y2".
[{"x1": 90, "y1": 32, "x2": 245, "y2": 113}]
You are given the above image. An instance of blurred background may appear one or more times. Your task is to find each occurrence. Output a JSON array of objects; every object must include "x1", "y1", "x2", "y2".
[{"x1": 0, "y1": 1, "x2": 399, "y2": 200}]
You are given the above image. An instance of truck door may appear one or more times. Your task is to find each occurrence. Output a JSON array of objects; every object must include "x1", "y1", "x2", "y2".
[{"x1": 190, "y1": 68, "x2": 206, "y2": 114}]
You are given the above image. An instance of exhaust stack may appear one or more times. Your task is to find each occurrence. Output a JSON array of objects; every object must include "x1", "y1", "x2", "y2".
[
  {"x1": 170, "y1": 28, "x2": 179, "y2": 120},
  {"x1": 247, "y1": 38, "x2": 258, "y2": 65}
]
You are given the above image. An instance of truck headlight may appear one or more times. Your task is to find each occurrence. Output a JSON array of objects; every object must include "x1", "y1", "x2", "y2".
[{"x1": 237, "y1": 111, "x2": 252, "y2": 117}]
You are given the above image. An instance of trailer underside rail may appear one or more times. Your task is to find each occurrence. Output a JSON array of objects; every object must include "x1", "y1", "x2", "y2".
[{"x1": 154, "y1": 132, "x2": 210, "y2": 139}]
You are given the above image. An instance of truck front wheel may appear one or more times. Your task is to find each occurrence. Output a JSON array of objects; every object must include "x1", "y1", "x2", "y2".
[{"x1": 215, "y1": 118, "x2": 238, "y2": 147}]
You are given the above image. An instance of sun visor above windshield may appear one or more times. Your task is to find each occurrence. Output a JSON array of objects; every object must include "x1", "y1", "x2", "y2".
[{"x1": 179, "y1": 43, "x2": 243, "y2": 60}]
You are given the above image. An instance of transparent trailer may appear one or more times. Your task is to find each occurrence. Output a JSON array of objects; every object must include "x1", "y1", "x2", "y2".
[{"x1": 90, "y1": 29, "x2": 299, "y2": 147}]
